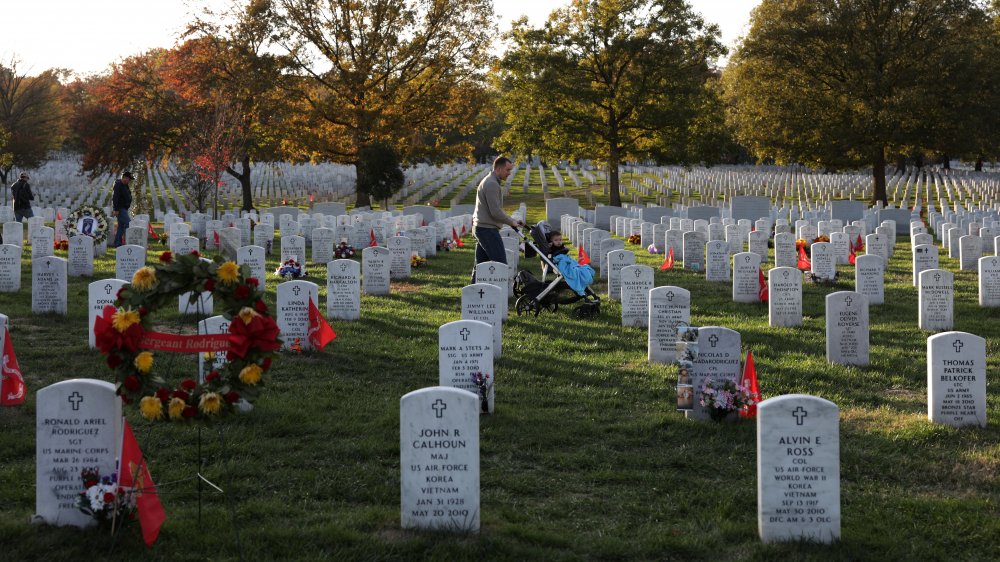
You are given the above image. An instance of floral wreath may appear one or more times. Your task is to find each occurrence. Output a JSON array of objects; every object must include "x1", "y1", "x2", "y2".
[
  {"x1": 65, "y1": 205, "x2": 111, "y2": 245},
  {"x1": 95, "y1": 251, "x2": 281, "y2": 422}
]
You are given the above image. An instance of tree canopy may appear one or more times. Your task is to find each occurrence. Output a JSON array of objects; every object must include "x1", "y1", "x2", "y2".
[
  {"x1": 724, "y1": 0, "x2": 995, "y2": 204},
  {"x1": 497, "y1": 0, "x2": 724, "y2": 206}
]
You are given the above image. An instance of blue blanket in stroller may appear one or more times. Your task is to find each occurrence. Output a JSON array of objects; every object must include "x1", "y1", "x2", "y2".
[{"x1": 553, "y1": 254, "x2": 595, "y2": 296}]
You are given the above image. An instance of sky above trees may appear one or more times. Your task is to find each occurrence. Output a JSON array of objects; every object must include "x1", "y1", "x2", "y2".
[{"x1": 5, "y1": 0, "x2": 758, "y2": 75}]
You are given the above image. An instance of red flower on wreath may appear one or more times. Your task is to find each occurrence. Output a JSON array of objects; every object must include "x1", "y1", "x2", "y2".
[
  {"x1": 183, "y1": 406, "x2": 197, "y2": 418},
  {"x1": 94, "y1": 306, "x2": 144, "y2": 354},
  {"x1": 181, "y1": 379, "x2": 197, "y2": 391},
  {"x1": 123, "y1": 375, "x2": 140, "y2": 392},
  {"x1": 204, "y1": 279, "x2": 216, "y2": 292},
  {"x1": 246, "y1": 277, "x2": 259, "y2": 287},
  {"x1": 254, "y1": 299, "x2": 268, "y2": 314},
  {"x1": 234, "y1": 285, "x2": 251, "y2": 300},
  {"x1": 227, "y1": 314, "x2": 281, "y2": 359},
  {"x1": 107, "y1": 354, "x2": 123, "y2": 369},
  {"x1": 159, "y1": 251, "x2": 173, "y2": 263},
  {"x1": 224, "y1": 391, "x2": 240, "y2": 404}
]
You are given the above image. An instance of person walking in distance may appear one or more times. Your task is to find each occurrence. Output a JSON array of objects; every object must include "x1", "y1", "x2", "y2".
[
  {"x1": 112, "y1": 171, "x2": 134, "y2": 247},
  {"x1": 471, "y1": 156, "x2": 523, "y2": 282},
  {"x1": 10, "y1": 173, "x2": 34, "y2": 222}
]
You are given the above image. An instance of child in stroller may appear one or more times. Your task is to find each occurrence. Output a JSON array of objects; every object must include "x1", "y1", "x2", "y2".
[{"x1": 513, "y1": 221, "x2": 601, "y2": 318}]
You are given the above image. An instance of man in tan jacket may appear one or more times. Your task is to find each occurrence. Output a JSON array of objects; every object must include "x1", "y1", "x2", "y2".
[{"x1": 471, "y1": 156, "x2": 524, "y2": 282}]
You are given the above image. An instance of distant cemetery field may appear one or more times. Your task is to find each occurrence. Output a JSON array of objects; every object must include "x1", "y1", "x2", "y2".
[{"x1": 0, "y1": 169, "x2": 998, "y2": 558}]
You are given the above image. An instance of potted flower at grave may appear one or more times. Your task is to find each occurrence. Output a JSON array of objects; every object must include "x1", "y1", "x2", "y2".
[
  {"x1": 699, "y1": 378, "x2": 757, "y2": 422},
  {"x1": 334, "y1": 241, "x2": 355, "y2": 259},
  {"x1": 627, "y1": 234, "x2": 641, "y2": 245},
  {"x1": 795, "y1": 238, "x2": 810, "y2": 257},
  {"x1": 470, "y1": 371, "x2": 493, "y2": 414},
  {"x1": 75, "y1": 467, "x2": 135, "y2": 530},
  {"x1": 275, "y1": 258, "x2": 305, "y2": 278},
  {"x1": 411, "y1": 252, "x2": 427, "y2": 268}
]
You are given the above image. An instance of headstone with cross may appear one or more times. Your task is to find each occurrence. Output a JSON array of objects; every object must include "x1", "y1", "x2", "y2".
[
  {"x1": 35, "y1": 379, "x2": 121, "y2": 528},
  {"x1": 362, "y1": 246, "x2": 392, "y2": 295},
  {"x1": 620, "y1": 265, "x2": 655, "y2": 327},
  {"x1": 768, "y1": 267, "x2": 802, "y2": 327},
  {"x1": 606, "y1": 249, "x2": 636, "y2": 301},
  {"x1": 979, "y1": 256, "x2": 1000, "y2": 307},
  {"x1": 87, "y1": 279, "x2": 128, "y2": 349},
  {"x1": 277, "y1": 280, "x2": 319, "y2": 351},
  {"x1": 599, "y1": 238, "x2": 625, "y2": 280},
  {"x1": 198, "y1": 315, "x2": 236, "y2": 390},
  {"x1": 326, "y1": 259, "x2": 361, "y2": 320},
  {"x1": 170, "y1": 235, "x2": 200, "y2": 257},
  {"x1": 854, "y1": 254, "x2": 884, "y2": 305},
  {"x1": 439, "y1": 320, "x2": 495, "y2": 413},
  {"x1": 67, "y1": 235, "x2": 94, "y2": 277},
  {"x1": 474, "y1": 262, "x2": 509, "y2": 321},
  {"x1": 959, "y1": 235, "x2": 983, "y2": 271},
  {"x1": 912, "y1": 244, "x2": 939, "y2": 287},
  {"x1": 0, "y1": 243, "x2": 22, "y2": 292},
  {"x1": 918, "y1": 269, "x2": 954, "y2": 332},
  {"x1": 705, "y1": 240, "x2": 730, "y2": 282},
  {"x1": 461, "y1": 283, "x2": 503, "y2": 358},
  {"x1": 927, "y1": 331, "x2": 987, "y2": 428},
  {"x1": 757, "y1": 394, "x2": 840, "y2": 544},
  {"x1": 648, "y1": 286, "x2": 690, "y2": 364},
  {"x1": 400, "y1": 386, "x2": 480, "y2": 532},
  {"x1": 388, "y1": 236, "x2": 413, "y2": 279},
  {"x1": 311, "y1": 227, "x2": 335, "y2": 265},
  {"x1": 810, "y1": 242, "x2": 836, "y2": 282},
  {"x1": 280, "y1": 235, "x2": 306, "y2": 266},
  {"x1": 774, "y1": 232, "x2": 797, "y2": 269},
  {"x1": 32, "y1": 256, "x2": 68, "y2": 315},
  {"x1": 686, "y1": 326, "x2": 742, "y2": 421},
  {"x1": 825, "y1": 291, "x2": 869, "y2": 366},
  {"x1": 115, "y1": 244, "x2": 146, "y2": 283},
  {"x1": 237, "y1": 245, "x2": 267, "y2": 292},
  {"x1": 682, "y1": 230, "x2": 707, "y2": 271},
  {"x1": 30, "y1": 225, "x2": 55, "y2": 261},
  {"x1": 253, "y1": 223, "x2": 275, "y2": 255},
  {"x1": 733, "y1": 252, "x2": 762, "y2": 303}
]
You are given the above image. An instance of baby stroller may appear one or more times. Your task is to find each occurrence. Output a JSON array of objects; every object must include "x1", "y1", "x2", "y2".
[{"x1": 513, "y1": 221, "x2": 601, "y2": 318}]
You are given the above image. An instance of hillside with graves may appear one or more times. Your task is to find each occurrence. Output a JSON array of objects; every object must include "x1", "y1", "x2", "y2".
[{"x1": 0, "y1": 160, "x2": 997, "y2": 560}]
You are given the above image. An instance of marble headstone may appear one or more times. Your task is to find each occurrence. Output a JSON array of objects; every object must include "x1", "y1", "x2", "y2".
[
  {"x1": 825, "y1": 292, "x2": 869, "y2": 366},
  {"x1": 927, "y1": 332, "x2": 987, "y2": 428}
]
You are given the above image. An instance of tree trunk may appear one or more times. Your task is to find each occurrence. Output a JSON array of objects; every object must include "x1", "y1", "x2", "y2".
[
  {"x1": 871, "y1": 145, "x2": 887, "y2": 206},
  {"x1": 975, "y1": 156, "x2": 983, "y2": 172},
  {"x1": 226, "y1": 156, "x2": 255, "y2": 212},
  {"x1": 355, "y1": 162, "x2": 371, "y2": 209},
  {"x1": 608, "y1": 143, "x2": 621, "y2": 207},
  {"x1": 940, "y1": 154, "x2": 950, "y2": 169},
  {"x1": 213, "y1": 171, "x2": 220, "y2": 220},
  {"x1": 0, "y1": 168, "x2": 7, "y2": 205},
  {"x1": 895, "y1": 155, "x2": 906, "y2": 173}
]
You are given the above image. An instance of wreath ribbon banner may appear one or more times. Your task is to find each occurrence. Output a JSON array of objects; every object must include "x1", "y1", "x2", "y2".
[{"x1": 140, "y1": 332, "x2": 232, "y2": 353}]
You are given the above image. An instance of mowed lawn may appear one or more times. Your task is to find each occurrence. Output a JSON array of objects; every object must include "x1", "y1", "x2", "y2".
[{"x1": 0, "y1": 210, "x2": 998, "y2": 562}]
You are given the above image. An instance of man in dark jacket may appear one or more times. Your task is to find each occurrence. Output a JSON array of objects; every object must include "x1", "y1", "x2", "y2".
[
  {"x1": 112, "y1": 171, "x2": 134, "y2": 247},
  {"x1": 11, "y1": 173, "x2": 34, "y2": 222}
]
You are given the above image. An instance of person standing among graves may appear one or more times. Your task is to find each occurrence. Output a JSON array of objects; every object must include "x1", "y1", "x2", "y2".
[
  {"x1": 10, "y1": 173, "x2": 34, "y2": 222},
  {"x1": 112, "y1": 171, "x2": 134, "y2": 247},
  {"x1": 471, "y1": 156, "x2": 524, "y2": 281}
]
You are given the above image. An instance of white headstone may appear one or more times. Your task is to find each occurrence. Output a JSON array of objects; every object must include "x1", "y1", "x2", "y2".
[
  {"x1": 927, "y1": 332, "x2": 987, "y2": 428},
  {"x1": 768, "y1": 267, "x2": 802, "y2": 327},
  {"x1": 87, "y1": 279, "x2": 127, "y2": 349},
  {"x1": 276, "y1": 280, "x2": 320, "y2": 351},
  {"x1": 647, "y1": 286, "x2": 690, "y2": 364},
  {"x1": 705, "y1": 240, "x2": 730, "y2": 282},
  {"x1": 280, "y1": 235, "x2": 306, "y2": 265},
  {"x1": 979, "y1": 255, "x2": 1000, "y2": 307},
  {"x1": 0, "y1": 243, "x2": 22, "y2": 292},
  {"x1": 461, "y1": 284, "x2": 503, "y2": 358},
  {"x1": 919, "y1": 269, "x2": 953, "y2": 332},
  {"x1": 774, "y1": 232, "x2": 796, "y2": 269},
  {"x1": 733, "y1": 252, "x2": 762, "y2": 303},
  {"x1": 35, "y1": 379, "x2": 122, "y2": 528},
  {"x1": 326, "y1": 259, "x2": 361, "y2": 321},
  {"x1": 810, "y1": 242, "x2": 835, "y2": 282},
  {"x1": 686, "y1": 326, "x2": 741, "y2": 421},
  {"x1": 32, "y1": 256, "x2": 68, "y2": 315},
  {"x1": 757, "y1": 394, "x2": 840, "y2": 544},
  {"x1": 438, "y1": 320, "x2": 495, "y2": 414},
  {"x1": 620, "y1": 265, "x2": 654, "y2": 327},
  {"x1": 400, "y1": 386, "x2": 480, "y2": 532},
  {"x1": 853, "y1": 254, "x2": 884, "y2": 305},
  {"x1": 67, "y1": 235, "x2": 94, "y2": 277},
  {"x1": 30, "y1": 226, "x2": 54, "y2": 260},
  {"x1": 115, "y1": 245, "x2": 146, "y2": 283},
  {"x1": 388, "y1": 236, "x2": 413, "y2": 279},
  {"x1": 236, "y1": 245, "x2": 267, "y2": 292},
  {"x1": 362, "y1": 246, "x2": 392, "y2": 295},
  {"x1": 312, "y1": 227, "x2": 335, "y2": 264},
  {"x1": 825, "y1": 291, "x2": 869, "y2": 366},
  {"x1": 606, "y1": 249, "x2": 636, "y2": 301},
  {"x1": 682, "y1": 231, "x2": 706, "y2": 270},
  {"x1": 912, "y1": 244, "x2": 938, "y2": 287},
  {"x1": 198, "y1": 315, "x2": 231, "y2": 383}
]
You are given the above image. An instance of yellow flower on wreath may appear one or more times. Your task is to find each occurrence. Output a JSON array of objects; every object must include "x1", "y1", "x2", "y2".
[
  {"x1": 168, "y1": 397, "x2": 186, "y2": 420},
  {"x1": 238, "y1": 307, "x2": 259, "y2": 324},
  {"x1": 132, "y1": 267, "x2": 158, "y2": 291},
  {"x1": 200, "y1": 392, "x2": 222, "y2": 415},
  {"x1": 140, "y1": 396, "x2": 164, "y2": 421},
  {"x1": 112, "y1": 307, "x2": 141, "y2": 332},
  {"x1": 217, "y1": 261, "x2": 241, "y2": 285},
  {"x1": 239, "y1": 363, "x2": 262, "y2": 385},
  {"x1": 134, "y1": 351, "x2": 154, "y2": 373}
]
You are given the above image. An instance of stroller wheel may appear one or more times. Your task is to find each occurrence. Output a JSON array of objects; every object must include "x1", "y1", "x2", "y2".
[
  {"x1": 575, "y1": 301, "x2": 600, "y2": 318},
  {"x1": 515, "y1": 295, "x2": 535, "y2": 316}
]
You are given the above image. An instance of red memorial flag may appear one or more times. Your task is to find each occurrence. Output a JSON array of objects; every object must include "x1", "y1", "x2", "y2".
[
  {"x1": 855, "y1": 234, "x2": 864, "y2": 253},
  {"x1": 369, "y1": 229, "x2": 377, "y2": 247},
  {"x1": 308, "y1": 297, "x2": 336, "y2": 350},
  {"x1": 147, "y1": 222, "x2": 159, "y2": 240},
  {"x1": 848, "y1": 240, "x2": 857, "y2": 265},
  {"x1": 1, "y1": 328, "x2": 26, "y2": 406},
  {"x1": 452, "y1": 227, "x2": 464, "y2": 247},
  {"x1": 797, "y1": 246, "x2": 811, "y2": 270},
  {"x1": 758, "y1": 268, "x2": 768, "y2": 302},
  {"x1": 577, "y1": 245, "x2": 590, "y2": 265},
  {"x1": 660, "y1": 247, "x2": 675, "y2": 271},
  {"x1": 119, "y1": 420, "x2": 166, "y2": 547},
  {"x1": 740, "y1": 350, "x2": 760, "y2": 419}
]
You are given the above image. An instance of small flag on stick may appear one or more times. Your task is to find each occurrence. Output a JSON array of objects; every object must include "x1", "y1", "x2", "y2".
[
  {"x1": 1, "y1": 328, "x2": 26, "y2": 406},
  {"x1": 740, "y1": 350, "x2": 760, "y2": 419},
  {"x1": 660, "y1": 247, "x2": 674, "y2": 271},
  {"x1": 307, "y1": 297, "x2": 336, "y2": 350}
]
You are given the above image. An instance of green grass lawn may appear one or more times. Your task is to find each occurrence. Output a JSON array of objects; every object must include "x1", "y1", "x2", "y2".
[{"x1": 0, "y1": 214, "x2": 998, "y2": 561}]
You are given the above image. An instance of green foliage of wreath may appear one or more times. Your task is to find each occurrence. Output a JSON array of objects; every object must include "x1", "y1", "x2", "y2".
[
  {"x1": 65, "y1": 205, "x2": 111, "y2": 245},
  {"x1": 95, "y1": 250, "x2": 281, "y2": 422}
]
